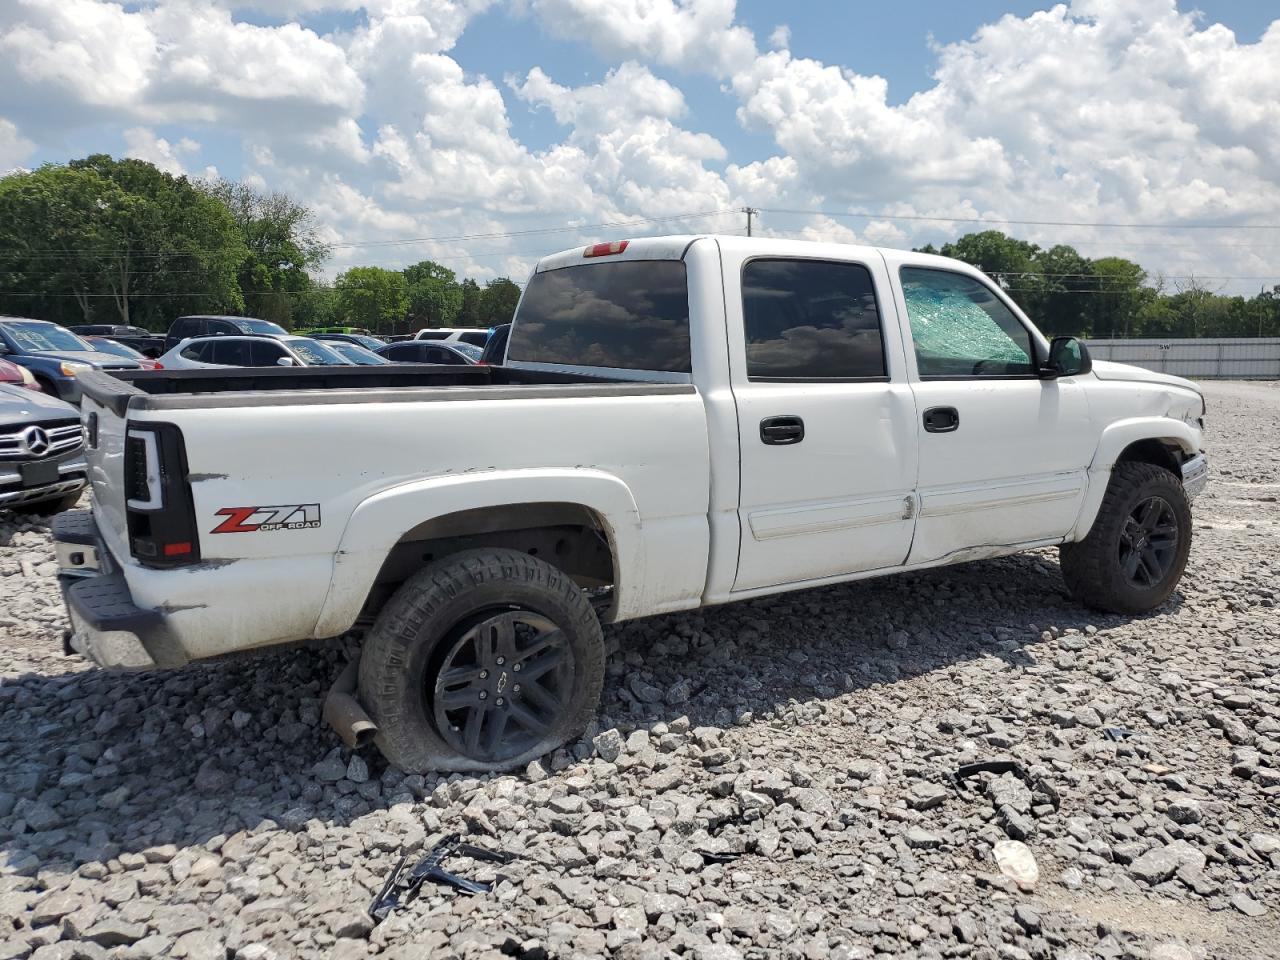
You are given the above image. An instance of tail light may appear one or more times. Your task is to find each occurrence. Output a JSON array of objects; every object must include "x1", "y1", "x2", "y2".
[
  {"x1": 151, "y1": 361, "x2": 164, "y2": 370},
  {"x1": 124, "y1": 422, "x2": 200, "y2": 567}
]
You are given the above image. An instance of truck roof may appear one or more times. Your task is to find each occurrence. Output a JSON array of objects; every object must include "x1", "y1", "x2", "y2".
[{"x1": 533, "y1": 234, "x2": 965, "y2": 274}]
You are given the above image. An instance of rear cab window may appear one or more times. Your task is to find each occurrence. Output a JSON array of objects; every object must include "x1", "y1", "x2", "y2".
[{"x1": 508, "y1": 260, "x2": 690, "y2": 376}]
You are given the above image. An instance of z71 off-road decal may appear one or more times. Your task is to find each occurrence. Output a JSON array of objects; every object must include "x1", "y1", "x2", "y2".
[{"x1": 211, "y1": 504, "x2": 321, "y2": 534}]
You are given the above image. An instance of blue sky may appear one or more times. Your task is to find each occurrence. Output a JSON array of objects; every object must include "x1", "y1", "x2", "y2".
[{"x1": 1, "y1": 0, "x2": 1278, "y2": 289}]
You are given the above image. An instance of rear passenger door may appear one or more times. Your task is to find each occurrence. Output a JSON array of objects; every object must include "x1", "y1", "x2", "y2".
[{"x1": 726, "y1": 251, "x2": 919, "y2": 592}]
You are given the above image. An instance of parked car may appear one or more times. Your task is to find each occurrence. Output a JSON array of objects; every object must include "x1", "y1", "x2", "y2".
[
  {"x1": 156, "y1": 335, "x2": 352, "y2": 369},
  {"x1": 163, "y1": 315, "x2": 288, "y2": 353},
  {"x1": 57, "y1": 235, "x2": 1208, "y2": 775},
  {"x1": 298, "y1": 326, "x2": 375, "y2": 337},
  {"x1": 84, "y1": 337, "x2": 161, "y2": 370},
  {"x1": 0, "y1": 317, "x2": 142, "y2": 402},
  {"x1": 478, "y1": 323, "x2": 510, "y2": 366},
  {"x1": 69, "y1": 325, "x2": 166, "y2": 358},
  {"x1": 413, "y1": 327, "x2": 490, "y2": 347},
  {"x1": 375, "y1": 340, "x2": 481, "y2": 365},
  {"x1": 0, "y1": 357, "x2": 41, "y2": 391},
  {"x1": 322, "y1": 341, "x2": 391, "y2": 365},
  {"x1": 68, "y1": 324, "x2": 152, "y2": 338},
  {"x1": 311, "y1": 332, "x2": 387, "y2": 351},
  {"x1": 0, "y1": 382, "x2": 87, "y2": 512}
]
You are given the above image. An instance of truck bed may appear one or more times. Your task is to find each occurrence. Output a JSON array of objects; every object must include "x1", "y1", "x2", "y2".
[{"x1": 79, "y1": 365, "x2": 689, "y2": 415}]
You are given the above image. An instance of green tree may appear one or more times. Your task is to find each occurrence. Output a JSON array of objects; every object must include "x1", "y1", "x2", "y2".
[
  {"x1": 479, "y1": 277, "x2": 521, "y2": 324},
  {"x1": 1088, "y1": 257, "x2": 1149, "y2": 339},
  {"x1": 333, "y1": 266, "x2": 408, "y2": 331},
  {"x1": 0, "y1": 156, "x2": 246, "y2": 327},
  {"x1": 939, "y1": 231, "x2": 1040, "y2": 284},
  {"x1": 1031, "y1": 244, "x2": 1094, "y2": 337},
  {"x1": 403, "y1": 260, "x2": 463, "y2": 328},
  {"x1": 200, "y1": 179, "x2": 329, "y2": 328},
  {"x1": 459, "y1": 278, "x2": 483, "y2": 327}
]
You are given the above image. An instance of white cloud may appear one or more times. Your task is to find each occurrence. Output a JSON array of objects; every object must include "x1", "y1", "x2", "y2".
[
  {"x1": 0, "y1": 118, "x2": 35, "y2": 173},
  {"x1": 122, "y1": 126, "x2": 200, "y2": 177},
  {"x1": 528, "y1": 0, "x2": 756, "y2": 77}
]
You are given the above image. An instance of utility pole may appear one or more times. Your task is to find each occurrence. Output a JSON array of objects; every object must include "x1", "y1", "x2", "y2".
[{"x1": 741, "y1": 207, "x2": 759, "y2": 237}]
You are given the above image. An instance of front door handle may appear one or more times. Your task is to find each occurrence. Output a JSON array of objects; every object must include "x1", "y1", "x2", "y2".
[
  {"x1": 760, "y1": 415, "x2": 805, "y2": 445},
  {"x1": 923, "y1": 406, "x2": 959, "y2": 433}
]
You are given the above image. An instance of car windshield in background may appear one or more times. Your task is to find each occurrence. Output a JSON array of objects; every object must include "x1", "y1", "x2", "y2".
[
  {"x1": 507, "y1": 260, "x2": 691, "y2": 373},
  {"x1": 289, "y1": 339, "x2": 349, "y2": 366},
  {"x1": 3, "y1": 322, "x2": 90, "y2": 352},
  {"x1": 351, "y1": 335, "x2": 385, "y2": 350},
  {"x1": 234, "y1": 319, "x2": 288, "y2": 336},
  {"x1": 451, "y1": 342, "x2": 483, "y2": 361},
  {"x1": 86, "y1": 338, "x2": 144, "y2": 359},
  {"x1": 331, "y1": 342, "x2": 390, "y2": 365}
]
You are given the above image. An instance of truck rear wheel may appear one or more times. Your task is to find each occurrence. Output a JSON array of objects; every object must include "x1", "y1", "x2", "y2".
[
  {"x1": 358, "y1": 548, "x2": 605, "y2": 773},
  {"x1": 1060, "y1": 461, "x2": 1192, "y2": 615}
]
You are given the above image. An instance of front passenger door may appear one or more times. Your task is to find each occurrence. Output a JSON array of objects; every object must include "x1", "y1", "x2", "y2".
[{"x1": 893, "y1": 265, "x2": 1096, "y2": 565}]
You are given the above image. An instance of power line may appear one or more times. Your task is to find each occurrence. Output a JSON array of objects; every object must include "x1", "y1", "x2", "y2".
[{"x1": 757, "y1": 206, "x2": 1280, "y2": 230}]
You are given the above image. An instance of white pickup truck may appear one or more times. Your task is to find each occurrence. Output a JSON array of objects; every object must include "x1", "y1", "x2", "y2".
[{"x1": 55, "y1": 235, "x2": 1208, "y2": 772}]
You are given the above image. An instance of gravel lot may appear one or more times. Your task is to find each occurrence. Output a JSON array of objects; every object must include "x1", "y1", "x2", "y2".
[{"x1": 2, "y1": 380, "x2": 1278, "y2": 960}]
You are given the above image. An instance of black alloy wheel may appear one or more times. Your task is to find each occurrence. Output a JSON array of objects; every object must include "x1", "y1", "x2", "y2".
[
  {"x1": 430, "y1": 609, "x2": 575, "y2": 764},
  {"x1": 1118, "y1": 496, "x2": 1179, "y2": 588}
]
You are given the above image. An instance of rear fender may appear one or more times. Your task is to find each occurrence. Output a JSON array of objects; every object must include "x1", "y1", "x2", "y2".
[{"x1": 313, "y1": 468, "x2": 642, "y2": 636}]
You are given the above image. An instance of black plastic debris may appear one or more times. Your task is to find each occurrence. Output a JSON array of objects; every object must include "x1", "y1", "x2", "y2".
[
  {"x1": 1102, "y1": 726, "x2": 1133, "y2": 741},
  {"x1": 952, "y1": 759, "x2": 1060, "y2": 810},
  {"x1": 369, "y1": 834, "x2": 519, "y2": 923}
]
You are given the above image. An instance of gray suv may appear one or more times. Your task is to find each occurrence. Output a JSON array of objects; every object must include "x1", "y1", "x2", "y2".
[{"x1": 0, "y1": 384, "x2": 87, "y2": 512}]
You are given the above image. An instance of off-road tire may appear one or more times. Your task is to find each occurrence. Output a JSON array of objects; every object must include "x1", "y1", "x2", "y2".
[
  {"x1": 358, "y1": 548, "x2": 605, "y2": 773},
  {"x1": 1060, "y1": 461, "x2": 1192, "y2": 614}
]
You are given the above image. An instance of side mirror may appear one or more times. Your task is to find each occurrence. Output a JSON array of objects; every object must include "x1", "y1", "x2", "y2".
[
  {"x1": 276, "y1": 356, "x2": 296, "y2": 366},
  {"x1": 1042, "y1": 336, "x2": 1092, "y2": 378}
]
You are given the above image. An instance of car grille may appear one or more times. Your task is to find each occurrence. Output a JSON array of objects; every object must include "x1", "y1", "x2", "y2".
[{"x1": 0, "y1": 419, "x2": 84, "y2": 460}]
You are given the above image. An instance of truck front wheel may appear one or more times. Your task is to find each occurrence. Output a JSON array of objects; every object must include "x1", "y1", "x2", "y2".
[
  {"x1": 1060, "y1": 461, "x2": 1192, "y2": 615},
  {"x1": 358, "y1": 548, "x2": 605, "y2": 773}
]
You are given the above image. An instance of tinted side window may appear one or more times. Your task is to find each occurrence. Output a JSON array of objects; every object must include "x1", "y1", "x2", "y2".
[
  {"x1": 209, "y1": 320, "x2": 238, "y2": 336},
  {"x1": 509, "y1": 260, "x2": 690, "y2": 372},
  {"x1": 900, "y1": 268, "x2": 1034, "y2": 377},
  {"x1": 385, "y1": 344, "x2": 416, "y2": 360},
  {"x1": 211, "y1": 340, "x2": 253, "y2": 366},
  {"x1": 249, "y1": 340, "x2": 286, "y2": 366},
  {"x1": 742, "y1": 259, "x2": 886, "y2": 379},
  {"x1": 180, "y1": 342, "x2": 207, "y2": 361}
]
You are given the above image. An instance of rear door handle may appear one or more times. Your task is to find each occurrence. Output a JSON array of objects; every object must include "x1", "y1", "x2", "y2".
[
  {"x1": 760, "y1": 415, "x2": 805, "y2": 445},
  {"x1": 923, "y1": 406, "x2": 959, "y2": 433}
]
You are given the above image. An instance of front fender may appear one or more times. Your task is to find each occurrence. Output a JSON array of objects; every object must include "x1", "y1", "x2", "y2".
[
  {"x1": 1071, "y1": 416, "x2": 1200, "y2": 540},
  {"x1": 312, "y1": 468, "x2": 644, "y2": 637}
]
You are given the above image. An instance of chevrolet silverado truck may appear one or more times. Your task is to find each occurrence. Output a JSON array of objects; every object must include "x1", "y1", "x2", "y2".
[{"x1": 54, "y1": 236, "x2": 1208, "y2": 772}]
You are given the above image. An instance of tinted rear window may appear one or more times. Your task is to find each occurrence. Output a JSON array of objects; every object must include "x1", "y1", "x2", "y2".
[{"x1": 509, "y1": 260, "x2": 690, "y2": 373}]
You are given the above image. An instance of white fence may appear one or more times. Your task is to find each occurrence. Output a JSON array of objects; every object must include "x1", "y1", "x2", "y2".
[{"x1": 1083, "y1": 338, "x2": 1280, "y2": 379}]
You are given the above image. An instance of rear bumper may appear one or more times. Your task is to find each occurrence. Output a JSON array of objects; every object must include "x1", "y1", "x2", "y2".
[
  {"x1": 53, "y1": 510, "x2": 186, "y2": 669},
  {"x1": 1181, "y1": 453, "x2": 1209, "y2": 499}
]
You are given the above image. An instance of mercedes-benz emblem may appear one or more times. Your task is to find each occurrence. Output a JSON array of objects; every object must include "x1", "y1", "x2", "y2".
[{"x1": 19, "y1": 426, "x2": 50, "y2": 457}]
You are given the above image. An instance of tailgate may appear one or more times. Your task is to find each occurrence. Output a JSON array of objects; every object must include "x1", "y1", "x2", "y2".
[{"x1": 77, "y1": 373, "x2": 138, "y2": 564}]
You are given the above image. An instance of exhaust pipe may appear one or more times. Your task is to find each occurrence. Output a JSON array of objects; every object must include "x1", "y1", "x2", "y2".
[{"x1": 324, "y1": 658, "x2": 379, "y2": 750}]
